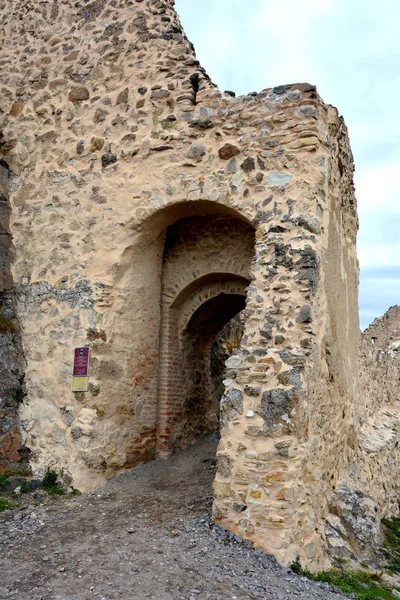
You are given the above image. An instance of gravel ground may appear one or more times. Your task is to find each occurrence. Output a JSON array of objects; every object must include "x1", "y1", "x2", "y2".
[{"x1": 0, "y1": 435, "x2": 348, "y2": 600}]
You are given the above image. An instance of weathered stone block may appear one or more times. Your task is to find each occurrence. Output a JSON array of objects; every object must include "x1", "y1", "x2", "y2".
[
  {"x1": 68, "y1": 86, "x2": 90, "y2": 102},
  {"x1": 218, "y1": 143, "x2": 240, "y2": 160}
]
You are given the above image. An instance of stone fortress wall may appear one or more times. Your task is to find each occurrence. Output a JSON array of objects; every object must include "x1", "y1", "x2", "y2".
[
  {"x1": 358, "y1": 311, "x2": 400, "y2": 518},
  {"x1": 0, "y1": 0, "x2": 399, "y2": 570},
  {"x1": 0, "y1": 161, "x2": 26, "y2": 471}
]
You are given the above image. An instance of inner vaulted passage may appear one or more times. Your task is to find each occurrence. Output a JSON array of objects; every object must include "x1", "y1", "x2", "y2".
[{"x1": 156, "y1": 214, "x2": 255, "y2": 457}]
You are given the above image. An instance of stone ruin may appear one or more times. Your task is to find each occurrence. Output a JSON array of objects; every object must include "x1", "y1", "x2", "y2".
[{"x1": 0, "y1": 0, "x2": 399, "y2": 570}]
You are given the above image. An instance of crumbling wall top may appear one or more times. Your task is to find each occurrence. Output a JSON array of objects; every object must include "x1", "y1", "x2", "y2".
[{"x1": 363, "y1": 306, "x2": 400, "y2": 349}]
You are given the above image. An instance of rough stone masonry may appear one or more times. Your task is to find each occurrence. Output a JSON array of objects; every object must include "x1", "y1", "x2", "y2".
[{"x1": 0, "y1": 0, "x2": 399, "y2": 570}]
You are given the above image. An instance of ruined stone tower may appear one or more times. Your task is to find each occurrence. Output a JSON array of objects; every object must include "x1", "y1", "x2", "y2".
[{"x1": 1, "y1": 0, "x2": 399, "y2": 570}]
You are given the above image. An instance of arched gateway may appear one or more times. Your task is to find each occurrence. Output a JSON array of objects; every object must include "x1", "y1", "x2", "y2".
[
  {"x1": 156, "y1": 212, "x2": 255, "y2": 455},
  {"x1": 3, "y1": 0, "x2": 396, "y2": 573}
]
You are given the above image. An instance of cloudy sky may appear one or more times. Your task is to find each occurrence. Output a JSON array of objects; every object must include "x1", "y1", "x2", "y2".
[{"x1": 175, "y1": 0, "x2": 400, "y2": 330}]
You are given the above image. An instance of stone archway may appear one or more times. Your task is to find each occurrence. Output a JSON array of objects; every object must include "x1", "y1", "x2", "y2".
[
  {"x1": 156, "y1": 213, "x2": 255, "y2": 456},
  {"x1": 179, "y1": 292, "x2": 246, "y2": 447}
]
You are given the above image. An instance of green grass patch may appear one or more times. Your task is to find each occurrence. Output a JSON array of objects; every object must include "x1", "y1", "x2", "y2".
[
  {"x1": 42, "y1": 468, "x2": 64, "y2": 496},
  {"x1": 0, "y1": 468, "x2": 31, "y2": 489},
  {"x1": 382, "y1": 517, "x2": 400, "y2": 574},
  {"x1": 14, "y1": 469, "x2": 31, "y2": 477},
  {"x1": 291, "y1": 562, "x2": 399, "y2": 600},
  {"x1": 0, "y1": 470, "x2": 12, "y2": 488},
  {"x1": 19, "y1": 481, "x2": 30, "y2": 494},
  {"x1": 0, "y1": 496, "x2": 16, "y2": 511},
  {"x1": 13, "y1": 388, "x2": 26, "y2": 404},
  {"x1": 0, "y1": 315, "x2": 16, "y2": 331}
]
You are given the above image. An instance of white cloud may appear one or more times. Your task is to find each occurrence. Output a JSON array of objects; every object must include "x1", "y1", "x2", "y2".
[
  {"x1": 359, "y1": 244, "x2": 400, "y2": 268},
  {"x1": 356, "y1": 160, "x2": 400, "y2": 270},
  {"x1": 356, "y1": 161, "x2": 400, "y2": 214}
]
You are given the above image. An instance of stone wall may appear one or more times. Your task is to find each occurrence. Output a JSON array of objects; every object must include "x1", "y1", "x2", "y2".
[
  {"x1": 363, "y1": 306, "x2": 400, "y2": 348},
  {"x1": 321, "y1": 311, "x2": 400, "y2": 566},
  {"x1": 0, "y1": 161, "x2": 26, "y2": 472},
  {"x1": 358, "y1": 312, "x2": 400, "y2": 518},
  {"x1": 0, "y1": 0, "x2": 397, "y2": 571},
  {"x1": 212, "y1": 109, "x2": 360, "y2": 568}
]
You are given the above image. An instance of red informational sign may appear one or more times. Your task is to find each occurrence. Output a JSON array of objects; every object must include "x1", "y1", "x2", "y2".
[{"x1": 73, "y1": 347, "x2": 90, "y2": 376}]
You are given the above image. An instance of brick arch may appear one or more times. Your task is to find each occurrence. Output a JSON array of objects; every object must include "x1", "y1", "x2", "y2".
[
  {"x1": 156, "y1": 212, "x2": 255, "y2": 457},
  {"x1": 134, "y1": 198, "x2": 256, "y2": 236},
  {"x1": 175, "y1": 276, "x2": 249, "y2": 336}
]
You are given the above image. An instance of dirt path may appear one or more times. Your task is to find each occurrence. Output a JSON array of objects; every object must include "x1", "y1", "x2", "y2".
[{"x1": 0, "y1": 436, "x2": 346, "y2": 600}]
